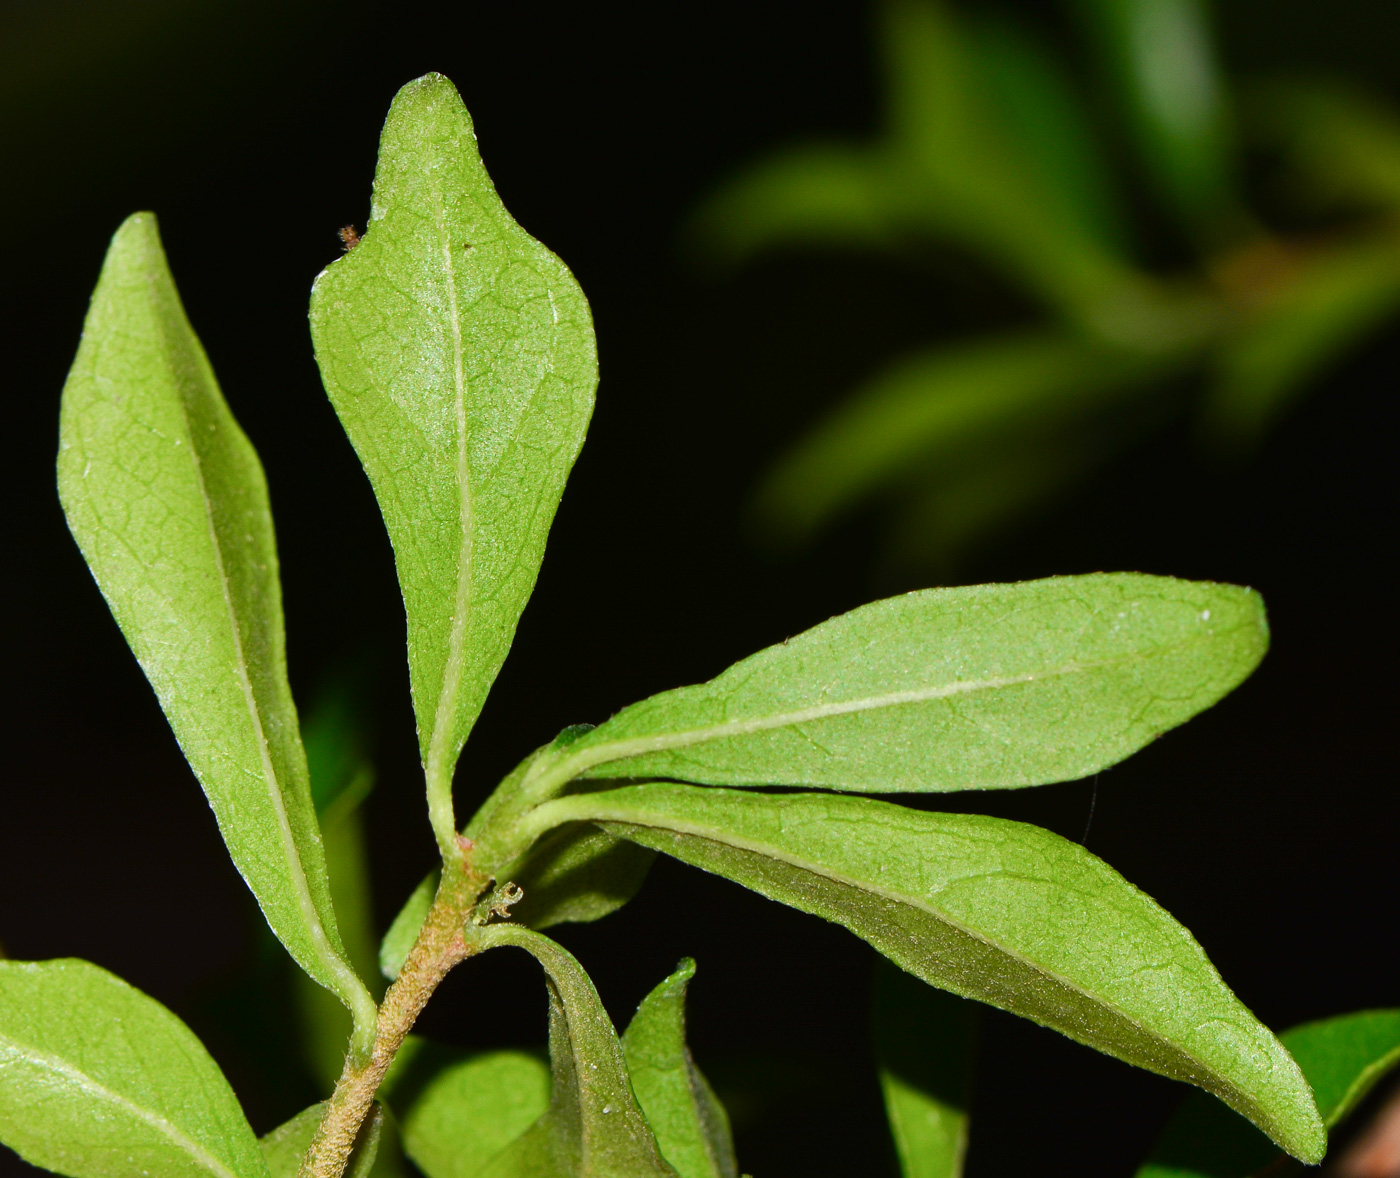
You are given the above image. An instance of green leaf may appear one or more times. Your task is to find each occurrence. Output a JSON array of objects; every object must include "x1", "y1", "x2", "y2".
[
  {"x1": 380, "y1": 871, "x2": 440, "y2": 981},
  {"x1": 259, "y1": 1101, "x2": 394, "y2": 1178},
  {"x1": 526, "y1": 574, "x2": 1267, "y2": 797},
  {"x1": 621, "y1": 960, "x2": 738, "y2": 1178},
  {"x1": 1070, "y1": 0, "x2": 1241, "y2": 241},
  {"x1": 969, "y1": 14, "x2": 1127, "y2": 255},
  {"x1": 1202, "y1": 235, "x2": 1400, "y2": 448},
  {"x1": 1137, "y1": 1008, "x2": 1400, "y2": 1178},
  {"x1": 56, "y1": 213, "x2": 376, "y2": 1051},
  {"x1": 1244, "y1": 79, "x2": 1400, "y2": 212},
  {"x1": 509, "y1": 824, "x2": 657, "y2": 931},
  {"x1": 309, "y1": 72, "x2": 597, "y2": 856},
  {"x1": 0, "y1": 958, "x2": 267, "y2": 1178},
  {"x1": 689, "y1": 0, "x2": 1137, "y2": 316},
  {"x1": 391, "y1": 1044, "x2": 551, "y2": 1178},
  {"x1": 475, "y1": 926, "x2": 678, "y2": 1177},
  {"x1": 874, "y1": 960, "x2": 975, "y2": 1178},
  {"x1": 684, "y1": 143, "x2": 903, "y2": 270},
  {"x1": 1287, "y1": 1009, "x2": 1400, "y2": 1127},
  {"x1": 752, "y1": 334, "x2": 1160, "y2": 545},
  {"x1": 522, "y1": 785, "x2": 1324, "y2": 1163},
  {"x1": 877, "y1": 0, "x2": 1136, "y2": 312}
]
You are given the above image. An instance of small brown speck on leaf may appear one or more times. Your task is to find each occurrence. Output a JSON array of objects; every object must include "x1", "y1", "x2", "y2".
[{"x1": 338, "y1": 225, "x2": 361, "y2": 251}]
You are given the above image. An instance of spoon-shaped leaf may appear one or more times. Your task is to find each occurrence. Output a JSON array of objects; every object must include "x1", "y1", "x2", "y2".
[
  {"x1": 0, "y1": 959, "x2": 267, "y2": 1178},
  {"x1": 523, "y1": 785, "x2": 1324, "y2": 1163},
  {"x1": 1137, "y1": 1008, "x2": 1400, "y2": 1178},
  {"x1": 527, "y1": 574, "x2": 1267, "y2": 797},
  {"x1": 56, "y1": 214, "x2": 376, "y2": 1049},
  {"x1": 622, "y1": 960, "x2": 738, "y2": 1178},
  {"x1": 874, "y1": 959, "x2": 976, "y2": 1178},
  {"x1": 475, "y1": 926, "x2": 678, "y2": 1177},
  {"x1": 309, "y1": 73, "x2": 597, "y2": 854}
]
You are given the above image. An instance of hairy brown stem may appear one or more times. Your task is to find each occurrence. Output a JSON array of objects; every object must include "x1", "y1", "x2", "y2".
[{"x1": 298, "y1": 862, "x2": 485, "y2": 1178}]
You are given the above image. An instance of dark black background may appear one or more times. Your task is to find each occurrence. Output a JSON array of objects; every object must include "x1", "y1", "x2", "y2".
[{"x1": 2, "y1": 2, "x2": 1395, "y2": 1174}]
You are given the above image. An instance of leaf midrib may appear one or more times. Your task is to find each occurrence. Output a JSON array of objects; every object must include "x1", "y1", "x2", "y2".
[
  {"x1": 559, "y1": 627, "x2": 1236, "y2": 784},
  {"x1": 422, "y1": 139, "x2": 475, "y2": 842},
  {"x1": 0, "y1": 1031, "x2": 243, "y2": 1178},
  {"x1": 543, "y1": 794, "x2": 1256, "y2": 1121}
]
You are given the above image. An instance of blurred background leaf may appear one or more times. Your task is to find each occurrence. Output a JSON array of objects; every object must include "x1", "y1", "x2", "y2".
[{"x1": 691, "y1": 0, "x2": 1400, "y2": 574}]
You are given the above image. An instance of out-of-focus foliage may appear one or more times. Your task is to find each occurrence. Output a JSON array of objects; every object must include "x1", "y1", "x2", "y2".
[{"x1": 692, "y1": 0, "x2": 1400, "y2": 569}]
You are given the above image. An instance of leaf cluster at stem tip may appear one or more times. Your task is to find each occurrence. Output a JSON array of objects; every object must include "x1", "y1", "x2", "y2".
[{"x1": 16, "y1": 67, "x2": 1344, "y2": 1178}]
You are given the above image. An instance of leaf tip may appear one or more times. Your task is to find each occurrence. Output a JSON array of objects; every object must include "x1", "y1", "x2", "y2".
[
  {"x1": 106, "y1": 210, "x2": 166, "y2": 267},
  {"x1": 390, "y1": 71, "x2": 470, "y2": 120}
]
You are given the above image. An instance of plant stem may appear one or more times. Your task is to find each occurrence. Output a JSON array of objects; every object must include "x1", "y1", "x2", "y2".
[{"x1": 298, "y1": 861, "x2": 486, "y2": 1178}]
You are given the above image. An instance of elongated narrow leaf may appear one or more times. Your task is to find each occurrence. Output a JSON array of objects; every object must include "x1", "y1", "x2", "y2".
[
  {"x1": 0, "y1": 959, "x2": 267, "y2": 1178},
  {"x1": 1138, "y1": 1009, "x2": 1400, "y2": 1178},
  {"x1": 753, "y1": 335, "x2": 1157, "y2": 544},
  {"x1": 874, "y1": 960, "x2": 975, "y2": 1178},
  {"x1": 881, "y1": 0, "x2": 1134, "y2": 312},
  {"x1": 539, "y1": 574, "x2": 1267, "y2": 795},
  {"x1": 1203, "y1": 236, "x2": 1400, "y2": 448},
  {"x1": 622, "y1": 960, "x2": 738, "y2": 1178},
  {"x1": 685, "y1": 143, "x2": 902, "y2": 270},
  {"x1": 525, "y1": 785, "x2": 1323, "y2": 1162},
  {"x1": 381, "y1": 872, "x2": 440, "y2": 981},
  {"x1": 391, "y1": 1045, "x2": 551, "y2": 1178},
  {"x1": 970, "y1": 15, "x2": 1127, "y2": 255},
  {"x1": 1246, "y1": 79, "x2": 1400, "y2": 210},
  {"x1": 259, "y1": 1101, "x2": 393, "y2": 1178},
  {"x1": 309, "y1": 73, "x2": 597, "y2": 848},
  {"x1": 477, "y1": 926, "x2": 678, "y2": 1177},
  {"x1": 56, "y1": 214, "x2": 374, "y2": 1038},
  {"x1": 690, "y1": 0, "x2": 1135, "y2": 314},
  {"x1": 1070, "y1": 0, "x2": 1240, "y2": 239}
]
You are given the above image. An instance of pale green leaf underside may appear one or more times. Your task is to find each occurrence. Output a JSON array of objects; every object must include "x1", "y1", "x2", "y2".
[
  {"x1": 309, "y1": 73, "x2": 597, "y2": 844},
  {"x1": 1137, "y1": 1008, "x2": 1400, "y2": 1178},
  {"x1": 0, "y1": 959, "x2": 266, "y2": 1178},
  {"x1": 621, "y1": 960, "x2": 738, "y2": 1178},
  {"x1": 551, "y1": 574, "x2": 1267, "y2": 794},
  {"x1": 477, "y1": 926, "x2": 677, "y2": 1177},
  {"x1": 396, "y1": 1049, "x2": 551, "y2": 1178},
  {"x1": 529, "y1": 785, "x2": 1323, "y2": 1162},
  {"x1": 56, "y1": 214, "x2": 372, "y2": 1029},
  {"x1": 874, "y1": 961, "x2": 975, "y2": 1178}
]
